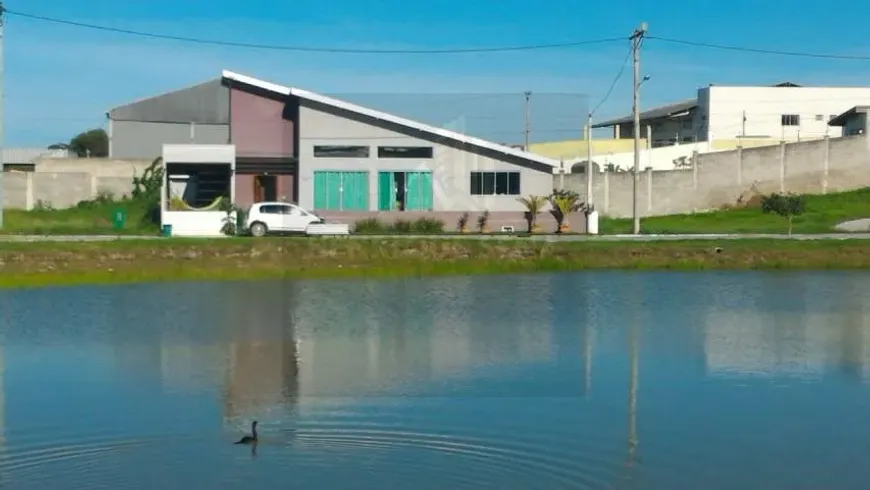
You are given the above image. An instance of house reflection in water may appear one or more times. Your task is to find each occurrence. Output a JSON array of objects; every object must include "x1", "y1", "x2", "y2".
[
  {"x1": 221, "y1": 282, "x2": 300, "y2": 421},
  {"x1": 287, "y1": 277, "x2": 555, "y2": 403}
]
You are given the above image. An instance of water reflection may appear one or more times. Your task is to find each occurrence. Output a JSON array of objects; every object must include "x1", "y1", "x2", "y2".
[{"x1": 0, "y1": 272, "x2": 868, "y2": 488}]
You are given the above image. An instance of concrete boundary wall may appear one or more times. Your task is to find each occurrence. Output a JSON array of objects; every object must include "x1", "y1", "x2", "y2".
[
  {"x1": 562, "y1": 135, "x2": 870, "y2": 218},
  {"x1": 1, "y1": 172, "x2": 138, "y2": 210},
  {"x1": 4, "y1": 137, "x2": 869, "y2": 220}
]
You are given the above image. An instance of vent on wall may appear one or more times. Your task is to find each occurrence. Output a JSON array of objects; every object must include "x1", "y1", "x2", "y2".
[{"x1": 501, "y1": 225, "x2": 515, "y2": 233}]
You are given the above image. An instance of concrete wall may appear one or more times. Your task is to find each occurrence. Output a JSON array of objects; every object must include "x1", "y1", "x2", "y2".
[
  {"x1": 297, "y1": 99, "x2": 555, "y2": 213},
  {"x1": 2, "y1": 171, "x2": 137, "y2": 209},
  {"x1": 529, "y1": 138, "x2": 646, "y2": 160},
  {"x1": 1, "y1": 158, "x2": 151, "y2": 209},
  {"x1": 564, "y1": 135, "x2": 870, "y2": 218}
]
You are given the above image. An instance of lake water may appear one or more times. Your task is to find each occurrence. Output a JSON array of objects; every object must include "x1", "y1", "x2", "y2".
[{"x1": 0, "y1": 271, "x2": 869, "y2": 489}]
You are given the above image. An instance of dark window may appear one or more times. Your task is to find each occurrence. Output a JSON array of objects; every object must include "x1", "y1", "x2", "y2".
[
  {"x1": 508, "y1": 172, "x2": 520, "y2": 195},
  {"x1": 470, "y1": 172, "x2": 481, "y2": 196},
  {"x1": 259, "y1": 204, "x2": 282, "y2": 214},
  {"x1": 781, "y1": 114, "x2": 800, "y2": 126},
  {"x1": 313, "y1": 145, "x2": 370, "y2": 158},
  {"x1": 482, "y1": 172, "x2": 495, "y2": 195},
  {"x1": 470, "y1": 171, "x2": 521, "y2": 195},
  {"x1": 377, "y1": 146, "x2": 434, "y2": 158}
]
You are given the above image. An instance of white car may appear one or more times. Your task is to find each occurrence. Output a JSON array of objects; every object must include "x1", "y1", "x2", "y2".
[{"x1": 245, "y1": 202, "x2": 325, "y2": 237}]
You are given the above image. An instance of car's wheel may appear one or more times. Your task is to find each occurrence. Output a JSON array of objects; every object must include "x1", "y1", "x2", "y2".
[{"x1": 250, "y1": 222, "x2": 268, "y2": 237}]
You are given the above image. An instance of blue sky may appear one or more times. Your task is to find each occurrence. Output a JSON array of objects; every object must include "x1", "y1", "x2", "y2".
[{"x1": 6, "y1": 0, "x2": 870, "y2": 146}]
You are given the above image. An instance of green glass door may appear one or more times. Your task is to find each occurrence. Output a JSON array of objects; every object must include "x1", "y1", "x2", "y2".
[
  {"x1": 313, "y1": 171, "x2": 368, "y2": 210},
  {"x1": 378, "y1": 171, "x2": 394, "y2": 211},
  {"x1": 405, "y1": 171, "x2": 433, "y2": 211},
  {"x1": 340, "y1": 171, "x2": 369, "y2": 211}
]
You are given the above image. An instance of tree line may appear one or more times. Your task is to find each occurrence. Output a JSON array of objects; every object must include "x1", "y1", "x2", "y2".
[{"x1": 48, "y1": 128, "x2": 108, "y2": 158}]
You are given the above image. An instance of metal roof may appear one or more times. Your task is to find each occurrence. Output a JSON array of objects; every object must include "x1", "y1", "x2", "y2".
[
  {"x1": 2, "y1": 148, "x2": 69, "y2": 164},
  {"x1": 592, "y1": 99, "x2": 697, "y2": 128},
  {"x1": 221, "y1": 70, "x2": 562, "y2": 170},
  {"x1": 828, "y1": 105, "x2": 870, "y2": 127}
]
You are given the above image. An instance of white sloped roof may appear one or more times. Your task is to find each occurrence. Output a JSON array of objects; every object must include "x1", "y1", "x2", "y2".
[{"x1": 221, "y1": 70, "x2": 563, "y2": 173}]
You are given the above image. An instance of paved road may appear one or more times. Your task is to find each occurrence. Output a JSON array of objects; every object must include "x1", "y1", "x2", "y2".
[{"x1": 6, "y1": 233, "x2": 870, "y2": 243}]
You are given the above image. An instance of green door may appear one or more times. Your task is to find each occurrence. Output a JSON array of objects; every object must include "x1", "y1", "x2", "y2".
[
  {"x1": 341, "y1": 171, "x2": 369, "y2": 211},
  {"x1": 314, "y1": 171, "x2": 350, "y2": 210},
  {"x1": 405, "y1": 171, "x2": 433, "y2": 211},
  {"x1": 313, "y1": 171, "x2": 329, "y2": 210},
  {"x1": 378, "y1": 172, "x2": 394, "y2": 211}
]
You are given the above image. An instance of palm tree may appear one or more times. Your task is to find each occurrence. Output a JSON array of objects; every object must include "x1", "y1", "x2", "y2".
[
  {"x1": 549, "y1": 189, "x2": 584, "y2": 233},
  {"x1": 516, "y1": 195, "x2": 548, "y2": 233}
]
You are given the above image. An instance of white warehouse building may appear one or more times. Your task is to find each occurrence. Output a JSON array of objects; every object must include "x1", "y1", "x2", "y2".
[{"x1": 595, "y1": 82, "x2": 870, "y2": 147}]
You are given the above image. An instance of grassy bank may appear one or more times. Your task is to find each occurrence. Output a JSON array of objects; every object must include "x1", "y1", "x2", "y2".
[
  {"x1": 600, "y1": 187, "x2": 870, "y2": 234},
  {"x1": 3, "y1": 237, "x2": 870, "y2": 289},
  {"x1": 7, "y1": 186, "x2": 870, "y2": 237},
  {"x1": 3, "y1": 199, "x2": 157, "y2": 235}
]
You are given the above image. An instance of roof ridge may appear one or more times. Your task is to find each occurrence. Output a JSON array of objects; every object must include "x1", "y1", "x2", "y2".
[{"x1": 221, "y1": 70, "x2": 562, "y2": 171}]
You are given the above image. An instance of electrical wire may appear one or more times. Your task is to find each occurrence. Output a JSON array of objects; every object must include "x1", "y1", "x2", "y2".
[
  {"x1": 647, "y1": 35, "x2": 870, "y2": 61},
  {"x1": 590, "y1": 42, "x2": 632, "y2": 116},
  {"x1": 3, "y1": 8, "x2": 626, "y2": 54}
]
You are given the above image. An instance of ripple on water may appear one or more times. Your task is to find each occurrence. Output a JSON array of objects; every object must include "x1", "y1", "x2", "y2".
[
  {"x1": 0, "y1": 431, "x2": 222, "y2": 489},
  {"x1": 282, "y1": 414, "x2": 629, "y2": 490}
]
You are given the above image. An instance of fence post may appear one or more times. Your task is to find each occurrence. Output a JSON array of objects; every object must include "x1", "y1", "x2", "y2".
[
  {"x1": 779, "y1": 141, "x2": 786, "y2": 193},
  {"x1": 822, "y1": 135, "x2": 830, "y2": 194},
  {"x1": 646, "y1": 167, "x2": 653, "y2": 212},
  {"x1": 25, "y1": 172, "x2": 33, "y2": 210}
]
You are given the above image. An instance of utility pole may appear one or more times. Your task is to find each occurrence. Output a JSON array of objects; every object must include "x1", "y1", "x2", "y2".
[
  {"x1": 631, "y1": 22, "x2": 647, "y2": 235},
  {"x1": 0, "y1": 2, "x2": 5, "y2": 229},
  {"x1": 586, "y1": 112, "x2": 593, "y2": 206},
  {"x1": 524, "y1": 91, "x2": 532, "y2": 151}
]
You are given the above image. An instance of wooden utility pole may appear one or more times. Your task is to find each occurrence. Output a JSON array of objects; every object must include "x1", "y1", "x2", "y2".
[{"x1": 631, "y1": 22, "x2": 647, "y2": 235}]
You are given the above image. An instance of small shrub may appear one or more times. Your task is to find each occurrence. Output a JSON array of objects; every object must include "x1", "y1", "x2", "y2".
[
  {"x1": 411, "y1": 217, "x2": 444, "y2": 234},
  {"x1": 457, "y1": 212, "x2": 470, "y2": 232},
  {"x1": 477, "y1": 210, "x2": 490, "y2": 233},
  {"x1": 391, "y1": 219, "x2": 412, "y2": 233},
  {"x1": 33, "y1": 200, "x2": 54, "y2": 211},
  {"x1": 353, "y1": 218, "x2": 385, "y2": 234}
]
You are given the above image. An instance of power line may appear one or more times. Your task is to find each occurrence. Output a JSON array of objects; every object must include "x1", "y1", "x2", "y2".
[
  {"x1": 648, "y1": 35, "x2": 870, "y2": 61},
  {"x1": 590, "y1": 42, "x2": 632, "y2": 116},
  {"x1": 4, "y1": 8, "x2": 625, "y2": 54}
]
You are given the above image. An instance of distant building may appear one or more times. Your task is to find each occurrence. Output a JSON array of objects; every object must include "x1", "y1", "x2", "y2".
[
  {"x1": 828, "y1": 105, "x2": 868, "y2": 136},
  {"x1": 593, "y1": 82, "x2": 870, "y2": 147},
  {"x1": 1, "y1": 148, "x2": 69, "y2": 172}
]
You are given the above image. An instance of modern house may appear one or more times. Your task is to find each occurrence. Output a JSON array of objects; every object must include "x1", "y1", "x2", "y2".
[
  {"x1": 594, "y1": 82, "x2": 870, "y2": 148},
  {"x1": 109, "y1": 70, "x2": 570, "y2": 234}
]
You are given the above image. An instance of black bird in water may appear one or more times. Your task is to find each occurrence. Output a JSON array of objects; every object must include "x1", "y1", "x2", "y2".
[{"x1": 234, "y1": 421, "x2": 258, "y2": 445}]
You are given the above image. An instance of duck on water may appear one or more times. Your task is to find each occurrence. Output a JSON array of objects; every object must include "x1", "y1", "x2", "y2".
[{"x1": 235, "y1": 421, "x2": 258, "y2": 445}]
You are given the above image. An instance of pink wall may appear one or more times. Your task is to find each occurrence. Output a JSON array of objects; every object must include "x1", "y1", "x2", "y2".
[
  {"x1": 235, "y1": 174, "x2": 255, "y2": 208},
  {"x1": 230, "y1": 87, "x2": 294, "y2": 157},
  {"x1": 234, "y1": 174, "x2": 296, "y2": 208}
]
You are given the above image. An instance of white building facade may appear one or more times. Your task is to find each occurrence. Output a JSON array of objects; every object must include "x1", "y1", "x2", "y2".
[{"x1": 597, "y1": 83, "x2": 870, "y2": 147}]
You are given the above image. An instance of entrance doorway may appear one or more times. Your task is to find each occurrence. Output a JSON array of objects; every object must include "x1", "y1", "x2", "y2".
[
  {"x1": 254, "y1": 175, "x2": 277, "y2": 202},
  {"x1": 377, "y1": 171, "x2": 433, "y2": 211}
]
